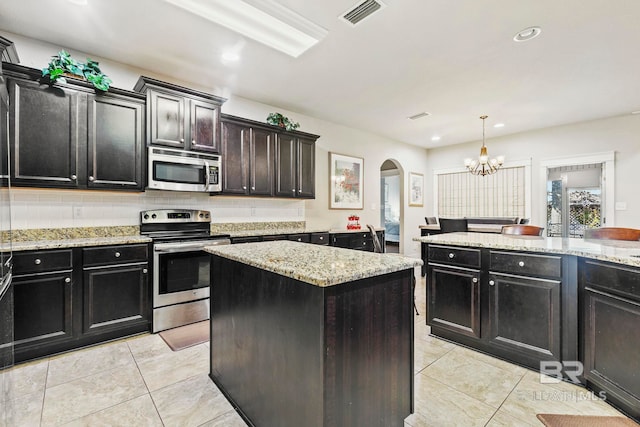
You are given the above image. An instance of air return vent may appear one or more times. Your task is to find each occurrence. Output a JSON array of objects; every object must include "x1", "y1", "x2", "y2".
[
  {"x1": 341, "y1": 0, "x2": 386, "y2": 26},
  {"x1": 408, "y1": 112, "x2": 431, "y2": 120}
]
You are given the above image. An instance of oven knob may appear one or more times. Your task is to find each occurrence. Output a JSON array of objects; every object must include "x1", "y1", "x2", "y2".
[
  {"x1": 143, "y1": 214, "x2": 149, "y2": 220},
  {"x1": 199, "y1": 213, "x2": 204, "y2": 218},
  {"x1": 152, "y1": 214, "x2": 157, "y2": 219}
]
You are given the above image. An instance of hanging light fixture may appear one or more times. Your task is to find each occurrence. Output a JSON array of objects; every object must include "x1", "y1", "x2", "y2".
[{"x1": 464, "y1": 115, "x2": 505, "y2": 176}]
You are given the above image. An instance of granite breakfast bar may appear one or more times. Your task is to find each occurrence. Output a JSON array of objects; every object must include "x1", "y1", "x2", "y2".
[{"x1": 205, "y1": 241, "x2": 422, "y2": 427}]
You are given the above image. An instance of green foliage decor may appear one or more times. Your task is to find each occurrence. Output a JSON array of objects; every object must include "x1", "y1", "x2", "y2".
[
  {"x1": 266, "y1": 112, "x2": 300, "y2": 131},
  {"x1": 42, "y1": 50, "x2": 113, "y2": 92}
]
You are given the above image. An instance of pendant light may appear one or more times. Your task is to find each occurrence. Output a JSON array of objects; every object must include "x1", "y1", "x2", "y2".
[{"x1": 464, "y1": 115, "x2": 504, "y2": 176}]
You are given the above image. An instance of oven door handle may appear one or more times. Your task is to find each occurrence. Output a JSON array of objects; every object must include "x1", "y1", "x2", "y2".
[
  {"x1": 204, "y1": 161, "x2": 211, "y2": 190},
  {"x1": 154, "y1": 240, "x2": 230, "y2": 253}
]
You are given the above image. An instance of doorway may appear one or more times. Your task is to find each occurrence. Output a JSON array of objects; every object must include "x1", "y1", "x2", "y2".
[{"x1": 380, "y1": 160, "x2": 402, "y2": 253}]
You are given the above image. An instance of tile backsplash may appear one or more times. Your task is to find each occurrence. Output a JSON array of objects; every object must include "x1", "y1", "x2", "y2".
[{"x1": 8, "y1": 189, "x2": 305, "y2": 230}]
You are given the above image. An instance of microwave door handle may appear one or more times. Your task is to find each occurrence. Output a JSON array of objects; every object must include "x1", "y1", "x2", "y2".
[{"x1": 204, "y1": 161, "x2": 211, "y2": 190}]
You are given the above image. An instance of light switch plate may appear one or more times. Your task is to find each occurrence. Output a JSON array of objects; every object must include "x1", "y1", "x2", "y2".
[{"x1": 615, "y1": 202, "x2": 627, "y2": 211}]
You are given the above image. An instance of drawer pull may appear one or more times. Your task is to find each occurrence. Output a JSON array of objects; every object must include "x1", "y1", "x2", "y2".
[
  {"x1": 71, "y1": 174, "x2": 77, "y2": 180},
  {"x1": 34, "y1": 259, "x2": 42, "y2": 265},
  {"x1": 448, "y1": 253, "x2": 455, "y2": 259},
  {"x1": 297, "y1": 238, "x2": 302, "y2": 242},
  {"x1": 114, "y1": 252, "x2": 121, "y2": 258},
  {"x1": 518, "y1": 261, "x2": 525, "y2": 267},
  {"x1": 89, "y1": 176, "x2": 95, "y2": 182},
  {"x1": 142, "y1": 268, "x2": 148, "y2": 274},
  {"x1": 489, "y1": 280, "x2": 495, "y2": 286},
  {"x1": 472, "y1": 277, "x2": 478, "y2": 283},
  {"x1": 64, "y1": 277, "x2": 71, "y2": 283},
  {"x1": 319, "y1": 236, "x2": 324, "y2": 240}
]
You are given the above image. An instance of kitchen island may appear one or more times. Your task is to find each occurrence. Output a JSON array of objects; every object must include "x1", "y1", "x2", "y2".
[
  {"x1": 414, "y1": 232, "x2": 640, "y2": 421},
  {"x1": 205, "y1": 241, "x2": 422, "y2": 427}
]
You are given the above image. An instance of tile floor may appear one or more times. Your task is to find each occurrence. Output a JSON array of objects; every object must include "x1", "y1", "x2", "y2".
[{"x1": 0, "y1": 275, "x2": 631, "y2": 427}]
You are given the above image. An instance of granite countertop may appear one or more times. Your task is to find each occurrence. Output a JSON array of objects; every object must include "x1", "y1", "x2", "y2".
[
  {"x1": 5, "y1": 235, "x2": 152, "y2": 252},
  {"x1": 227, "y1": 227, "x2": 384, "y2": 238},
  {"x1": 206, "y1": 240, "x2": 422, "y2": 287},
  {"x1": 413, "y1": 232, "x2": 640, "y2": 268}
]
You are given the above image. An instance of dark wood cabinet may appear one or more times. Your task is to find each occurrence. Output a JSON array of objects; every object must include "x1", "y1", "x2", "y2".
[
  {"x1": 274, "y1": 134, "x2": 316, "y2": 198},
  {"x1": 426, "y1": 244, "x2": 573, "y2": 371},
  {"x1": 135, "y1": 76, "x2": 225, "y2": 153},
  {"x1": 580, "y1": 259, "x2": 640, "y2": 421},
  {"x1": 4, "y1": 64, "x2": 146, "y2": 191},
  {"x1": 331, "y1": 230, "x2": 385, "y2": 252},
  {"x1": 12, "y1": 249, "x2": 76, "y2": 362},
  {"x1": 82, "y1": 244, "x2": 149, "y2": 336},
  {"x1": 12, "y1": 244, "x2": 150, "y2": 362},
  {"x1": 221, "y1": 116, "x2": 273, "y2": 196}
]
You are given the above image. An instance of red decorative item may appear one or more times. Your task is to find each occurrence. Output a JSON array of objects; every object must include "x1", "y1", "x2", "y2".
[{"x1": 347, "y1": 215, "x2": 361, "y2": 230}]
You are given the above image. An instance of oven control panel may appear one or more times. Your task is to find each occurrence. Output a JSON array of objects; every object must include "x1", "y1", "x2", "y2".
[{"x1": 140, "y1": 209, "x2": 211, "y2": 224}]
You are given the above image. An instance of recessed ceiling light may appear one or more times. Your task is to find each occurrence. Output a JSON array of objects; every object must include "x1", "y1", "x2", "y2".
[
  {"x1": 165, "y1": 0, "x2": 328, "y2": 57},
  {"x1": 431, "y1": 136, "x2": 441, "y2": 141},
  {"x1": 513, "y1": 26, "x2": 541, "y2": 42},
  {"x1": 493, "y1": 123, "x2": 505, "y2": 128},
  {"x1": 408, "y1": 112, "x2": 431, "y2": 120},
  {"x1": 222, "y1": 52, "x2": 240, "y2": 61}
]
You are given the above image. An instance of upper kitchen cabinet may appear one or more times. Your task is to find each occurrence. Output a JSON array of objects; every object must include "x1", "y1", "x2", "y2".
[
  {"x1": 221, "y1": 115, "x2": 274, "y2": 196},
  {"x1": 4, "y1": 64, "x2": 146, "y2": 191},
  {"x1": 134, "y1": 76, "x2": 226, "y2": 153},
  {"x1": 275, "y1": 132, "x2": 317, "y2": 198}
]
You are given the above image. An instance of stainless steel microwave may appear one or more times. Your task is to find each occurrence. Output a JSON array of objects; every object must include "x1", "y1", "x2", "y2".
[{"x1": 147, "y1": 146, "x2": 222, "y2": 192}]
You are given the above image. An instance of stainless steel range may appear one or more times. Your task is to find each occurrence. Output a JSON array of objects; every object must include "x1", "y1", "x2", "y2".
[{"x1": 140, "y1": 209, "x2": 230, "y2": 332}]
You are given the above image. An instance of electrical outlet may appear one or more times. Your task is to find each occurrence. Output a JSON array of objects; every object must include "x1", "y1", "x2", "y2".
[{"x1": 73, "y1": 206, "x2": 83, "y2": 219}]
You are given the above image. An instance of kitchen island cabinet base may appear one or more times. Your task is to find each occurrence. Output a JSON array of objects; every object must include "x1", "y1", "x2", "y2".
[{"x1": 209, "y1": 256, "x2": 414, "y2": 427}]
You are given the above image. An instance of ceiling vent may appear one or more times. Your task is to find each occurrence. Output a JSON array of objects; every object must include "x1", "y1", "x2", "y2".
[
  {"x1": 408, "y1": 112, "x2": 431, "y2": 120},
  {"x1": 340, "y1": 0, "x2": 386, "y2": 26}
]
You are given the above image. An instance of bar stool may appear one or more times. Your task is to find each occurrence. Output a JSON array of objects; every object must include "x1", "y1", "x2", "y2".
[
  {"x1": 583, "y1": 227, "x2": 640, "y2": 241},
  {"x1": 501, "y1": 225, "x2": 545, "y2": 236}
]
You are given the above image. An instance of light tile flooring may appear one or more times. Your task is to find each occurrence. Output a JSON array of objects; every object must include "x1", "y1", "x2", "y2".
[{"x1": 0, "y1": 276, "x2": 631, "y2": 427}]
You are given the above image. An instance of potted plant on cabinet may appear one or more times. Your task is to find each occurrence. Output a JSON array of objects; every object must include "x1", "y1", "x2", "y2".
[
  {"x1": 42, "y1": 50, "x2": 112, "y2": 92},
  {"x1": 266, "y1": 112, "x2": 300, "y2": 131}
]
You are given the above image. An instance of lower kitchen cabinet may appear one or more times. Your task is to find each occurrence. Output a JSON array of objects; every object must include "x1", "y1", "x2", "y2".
[
  {"x1": 82, "y1": 244, "x2": 150, "y2": 336},
  {"x1": 426, "y1": 244, "x2": 573, "y2": 371},
  {"x1": 331, "y1": 231, "x2": 385, "y2": 252},
  {"x1": 13, "y1": 244, "x2": 150, "y2": 362},
  {"x1": 580, "y1": 258, "x2": 640, "y2": 420}
]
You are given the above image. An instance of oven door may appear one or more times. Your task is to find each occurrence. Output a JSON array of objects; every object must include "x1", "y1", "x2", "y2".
[{"x1": 152, "y1": 239, "x2": 229, "y2": 308}]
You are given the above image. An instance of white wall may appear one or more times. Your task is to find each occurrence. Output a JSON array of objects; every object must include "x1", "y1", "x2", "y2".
[
  {"x1": 425, "y1": 114, "x2": 640, "y2": 227},
  {"x1": 1, "y1": 31, "x2": 430, "y2": 257}
]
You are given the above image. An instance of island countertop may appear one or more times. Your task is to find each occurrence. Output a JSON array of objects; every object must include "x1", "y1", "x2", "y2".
[
  {"x1": 205, "y1": 240, "x2": 422, "y2": 287},
  {"x1": 413, "y1": 232, "x2": 640, "y2": 268}
]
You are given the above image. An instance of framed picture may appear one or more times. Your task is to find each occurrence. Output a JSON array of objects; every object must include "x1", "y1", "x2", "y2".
[
  {"x1": 409, "y1": 172, "x2": 424, "y2": 207},
  {"x1": 329, "y1": 152, "x2": 364, "y2": 209}
]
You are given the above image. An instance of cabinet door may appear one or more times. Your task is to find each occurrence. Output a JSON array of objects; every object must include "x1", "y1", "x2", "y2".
[
  {"x1": 331, "y1": 233, "x2": 352, "y2": 248},
  {"x1": 297, "y1": 137, "x2": 315, "y2": 198},
  {"x1": 9, "y1": 79, "x2": 82, "y2": 188},
  {"x1": 221, "y1": 120, "x2": 248, "y2": 194},
  {"x1": 249, "y1": 127, "x2": 273, "y2": 196},
  {"x1": 13, "y1": 271, "x2": 74, "y2": 356},
  {"x1": 149, "y1": 90, "x2": 185, "y2": 148},
  {"x1": 487, "y1": 273, "x2": 561, "y2": 363},
  {"x1": 190, "y1": 99, "x2": 220, "y2": 153},
  {"x1": 583, "y1": 287, "x2": 640, "y2": 420},
  {"x1": 83, "y1": 264, "x2": 149, "y2": 335},
  {"x1": 274, "y1": 134, "x2": 296, "y2": 197},
  {"x1": 87, "y1": 95, "x2": 144, "y2": 190},
  {"x1": 428, "y1": 265, "x2": 481, "y2": 339}
]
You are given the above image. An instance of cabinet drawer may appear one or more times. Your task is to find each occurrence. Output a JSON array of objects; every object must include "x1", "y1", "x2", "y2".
[
  {"x1": 83, "y1": 244, "x2": 148, "y2": 267},
  {"x1": 287, "y1": 233, "x2": 310, "y2": 243},
  {"x1": 581, "y1": 259, "x2": 640, "y2": 300},
  {"x1": 13, "y1": 249, "x2": 73, "y2": 275},
  {"x1": 489, "y1": 251, "x2": 561, "y2": 278},
  {"x1": 428, "y1": 245, "x2": 480, "y2": 269},
  {"x1": 231, "y1": 236, "x2": 261, "y2": 244},
  {"x1": 310, "y1": 233, "x2": 330, "y2": 245},
  {"x1": 262, "y1": 235, "x2": 288, "y2": 241},
  {"x1": 351, "y1": 237, "x2": 372, "y2": 251}
]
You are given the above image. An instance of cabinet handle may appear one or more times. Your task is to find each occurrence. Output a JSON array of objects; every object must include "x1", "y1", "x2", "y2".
[
  {"x1": 192, "y1": 140, "x2": 196, "y2": 144},
  {"x1": 319, "y1": 236, "x2": 324, "y2": 240},
  {"x1": 242, "y1": 186, "x2": 247, "y2": 190},
  {"x1": 297, "y1": 238, "x2": 302, "y2": 242},
  {"x1": 65, "y1": 277, "x2": 71, "y2": 283},
  {"x1": 518, "y1": 261, "x2": 525, "y2": 267},
  {"x1": 70, "y1": 174, "x2": 77, "y2": 180},
  {"x1": 489, "y1": 280, "x2": 495, "y2": 286},
  {"x1": 472, "y1": 277, "x2": 478, "y2": 283},
  {"x1": 34, "y1": 259, "x2": 41, "y2": 265},
  {"x1": 142, "y1": 268, "x2": 148, "y2": 274},
  {"x1": 292, "y1": 189, "x2": 295, "y2": 192},
  {"x1": 114, "y1": 252, "x2": 121, "y2": 258},
  {"x1": 448, "y1": 253, "x2": 455, "y2": 259},
  {"x1": 180, "y1": 138, "x2": 185, "y2": 143},
  {"x1": 89, "y1": 176, "x2": 95, "y2": 182},
  {"x1": 298, "y1": 188, "x2": 302, "y2": 192},
  {"x1": 251, "y1": 186, "x2": 255, "y2": 190}
]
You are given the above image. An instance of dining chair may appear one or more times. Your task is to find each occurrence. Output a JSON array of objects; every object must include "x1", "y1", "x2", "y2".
[
  {"x1": 583, "y1": 227, "x2": 640, "y2": 241},
  {"x1": 501, "y1": 224, "x2": 544, "y2": 236},
  {"x1": 438, "y1": 218, "x2": 468, "y2": 233},
  {"x1": 425, "y1": 216, "x2": 438, "y2": 225}
]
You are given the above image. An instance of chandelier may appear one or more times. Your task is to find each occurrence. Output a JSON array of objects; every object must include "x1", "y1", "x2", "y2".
[{"x1": 464, "y1": 115, "x2": 504, "y2": 176}]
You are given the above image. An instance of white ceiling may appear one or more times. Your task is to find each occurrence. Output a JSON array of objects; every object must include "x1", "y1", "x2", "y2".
[{"x1": 1, "y1": 0, "x2": 640, "y2": 148}]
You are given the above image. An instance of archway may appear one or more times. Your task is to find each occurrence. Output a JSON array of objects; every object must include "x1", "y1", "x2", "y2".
[{"x1": 380, "y1": 159, "x2": 404, "y2": 253}]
